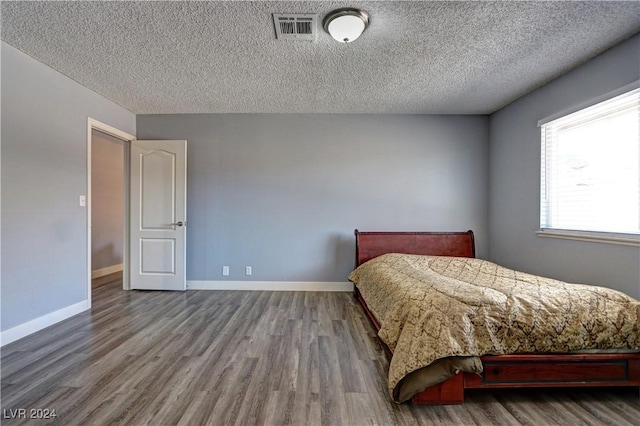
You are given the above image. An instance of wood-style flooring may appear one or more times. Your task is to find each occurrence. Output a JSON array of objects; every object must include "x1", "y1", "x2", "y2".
[{"x1": 1, "y1": 273, "x2": 638, "y2": 425}]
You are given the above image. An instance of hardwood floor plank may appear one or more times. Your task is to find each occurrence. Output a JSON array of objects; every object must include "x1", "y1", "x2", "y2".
[
  {"x1": 292, "y1": 304, "x2": 321, "y2": 424},
  {"x1": 52, "y1": 357, "x2": 143, "y2": 424},
  {"x1": 344, "y1": 392, "x2": 383, "y2": 426},
  {"x1": 2, "y1": 277, "x2": 639, "y2": 425},
  {"x1": 318, "y1": 335, "x2": 348, "y2": 425},
  {"x1": 464, "y1": 392, "x2": 523, "y2": 425},
  {"x1": 264, "y1": 390, "x2": 297, "y2": 426},
  {"x1": 495, "y1": 391, "x2": 569, "y2": 426},
  {"x1": 1, "y1": 352, "x2": 86, "y2": 410},
  {"x1": 333, "y1": 319, "x2": 365, "y2": 393},
  {"x1": 568, "y1": 394, "x2": 637, "y2": 426},
  {"x1": 128, "y1": 372, "x2": 189, "y2": 424},
  {"x1": 175, "y1": 390, "x2": 212, "y2": 426},
  {"x1": 205, "y1": 357, "x2": 259, "y2": 425}
]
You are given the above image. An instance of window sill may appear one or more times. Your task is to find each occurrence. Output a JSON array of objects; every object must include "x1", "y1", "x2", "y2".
[{"x1": 536, "y1": 230, "x2": 640, "y2": 247}]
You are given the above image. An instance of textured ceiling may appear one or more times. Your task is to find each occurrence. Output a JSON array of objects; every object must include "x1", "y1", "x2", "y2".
[{"x1": 2, "y1": 1, "x2": 639, "y2": 114}]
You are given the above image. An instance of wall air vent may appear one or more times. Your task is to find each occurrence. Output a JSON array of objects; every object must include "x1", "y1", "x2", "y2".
[{"x1": 273, "y1": 14, "x2": 317, "y2": 40}]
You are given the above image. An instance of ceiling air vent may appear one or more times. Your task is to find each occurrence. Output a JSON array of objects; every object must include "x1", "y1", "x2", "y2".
[{"x1": 273, "y1": 14, "x2": 317, "y2": 41}]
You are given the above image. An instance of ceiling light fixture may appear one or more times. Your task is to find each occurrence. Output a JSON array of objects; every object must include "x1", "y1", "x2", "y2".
[{"x1": 323, "y1": 8, "x2": 369, "y2": 43}]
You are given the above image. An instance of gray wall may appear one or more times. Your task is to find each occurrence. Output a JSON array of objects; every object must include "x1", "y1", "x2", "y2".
[
  {"x1": 137, "y1": 114, "x2": 489, "y2": 282},
  {"x1": 91, "y1": 130, "x2": 125, "y2": 271},
  {"x1": 489, "y1": 34, "x2": 640, "y2": 298},
  {"x1": 1, "y1": 41, "x2": 136, "y2": 331}
]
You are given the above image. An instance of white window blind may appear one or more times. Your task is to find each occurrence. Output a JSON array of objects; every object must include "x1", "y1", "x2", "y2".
[{"x1": 540, "y1": 88, "x2": 640, "y2": 236}]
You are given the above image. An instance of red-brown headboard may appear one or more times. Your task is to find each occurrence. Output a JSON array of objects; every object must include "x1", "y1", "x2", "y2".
[{"x1": 354, "y1": 229, "x2": 475, "y2": 267}]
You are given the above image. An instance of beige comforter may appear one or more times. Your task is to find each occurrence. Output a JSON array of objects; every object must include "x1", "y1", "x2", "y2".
[{"x1": 348, "y1": 254, "x2": 640, "y2": 401}]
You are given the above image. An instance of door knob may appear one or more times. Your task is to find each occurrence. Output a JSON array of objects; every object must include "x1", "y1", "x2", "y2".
[{"x1": 172, "y1": 221, "x2": 186, "y2": 227}]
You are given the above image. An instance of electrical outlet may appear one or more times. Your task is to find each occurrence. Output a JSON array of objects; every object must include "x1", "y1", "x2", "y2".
[
  {"x1": 245, "y1": 266, "x2": 252, "y2": 276},
  {"x1": 222, "y1": 266, "x2": 230, "y2": 276}
]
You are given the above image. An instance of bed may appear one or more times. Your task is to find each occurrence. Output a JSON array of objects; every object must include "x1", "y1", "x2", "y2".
[{"x1": 349, "y1": 229, "x2": 640, "y2": 404}]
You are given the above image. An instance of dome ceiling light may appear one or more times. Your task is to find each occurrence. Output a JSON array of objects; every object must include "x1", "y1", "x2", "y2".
[{"x1": 323, "y1": 8, "x2": 369, "y2": 43}]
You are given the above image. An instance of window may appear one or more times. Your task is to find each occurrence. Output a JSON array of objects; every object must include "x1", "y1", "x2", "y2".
[{"x1": 540, "y1": 88, "x2": 639, "y2": 242}]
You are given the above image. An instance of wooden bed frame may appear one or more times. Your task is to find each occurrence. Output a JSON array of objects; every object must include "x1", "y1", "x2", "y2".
[{"x1": 352, "y1": 229, "x2": 640, "y2": 405}]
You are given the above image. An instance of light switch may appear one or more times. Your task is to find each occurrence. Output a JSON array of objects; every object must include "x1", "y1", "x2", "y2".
[{"x1": 79, "y1": 195, "x2": 86, "y2": 207}]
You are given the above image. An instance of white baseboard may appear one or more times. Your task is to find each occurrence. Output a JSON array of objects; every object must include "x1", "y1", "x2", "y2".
[
  {"x1": 187, "y1": 280, "x2": 353, "y2": 292},
  {"x1": 91, "y1": 263, "x2": 124, "y2": 279},
  {"x1": 0, "y1": 300, "x2": 90, "y2": 347}
]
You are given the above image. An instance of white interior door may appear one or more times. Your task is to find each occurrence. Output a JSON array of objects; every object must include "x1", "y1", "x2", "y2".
[{"x1": 130, "y1": 140, "x2": 187, "y2": 290}]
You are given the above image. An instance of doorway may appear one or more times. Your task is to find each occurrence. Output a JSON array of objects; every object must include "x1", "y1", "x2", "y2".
[
  {"x1": 87, "y1": 118, "x2": 135, "y2": 307},
  {"x1": 91, "y1": 129, "x2": 125, "y2": 296}
]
